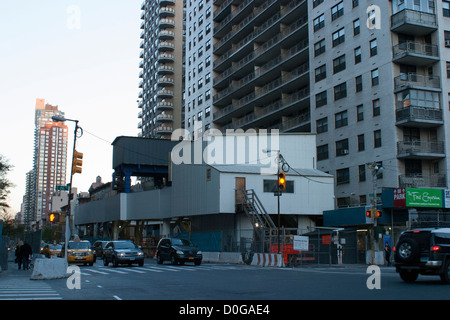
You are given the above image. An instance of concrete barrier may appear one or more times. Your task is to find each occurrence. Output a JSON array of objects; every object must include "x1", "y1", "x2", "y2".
[
  {"x1": 30, "y1": 258, "x2": 69, "y2": 280},
  {"x1": 251, "y1": 253, "x2": 284, "y2": 267},
  {"x1": 202, "y1": 252, "x2": 243, "y2": 264}
]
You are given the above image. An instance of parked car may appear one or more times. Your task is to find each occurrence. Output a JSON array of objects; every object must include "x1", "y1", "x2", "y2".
[
  {"x1": 394, "y1": 228, "x2": 450, "y2": 284},
  {"x1": 103, "y1": 240, "x2": 145, "y2": 267},
  {"x1": 61, "y1": 240, "x2": 95, "y2": 266},
  {"x1": 92, "y1": 240, "x2": 109, "y2": 259},
  {"x1": 156, "y1": 237, "x2": 202, "y2": 265},
  {"x1": 42, "y1": 243, "x2": 62, "y2": 258}
]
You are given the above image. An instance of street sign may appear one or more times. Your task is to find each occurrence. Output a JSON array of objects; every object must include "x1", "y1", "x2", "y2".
[
  {"x1": 56, "y1": 185, "x2": 69, "y2": 191},
  {"x1": 293, "y1": 235, "x2": 309, "y2": 251}
]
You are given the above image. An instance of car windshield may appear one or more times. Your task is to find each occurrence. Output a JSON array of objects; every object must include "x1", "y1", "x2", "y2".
[
  {"x1": 68, "y1": 242, "x2": 89, "y2": 249},
  {"x1": 171, "y1": 238, "x2": 194, "y2": 246},
  {"x1": 49, "y1": 245, "x2": 62, "y2": 250},
  {"x1": 114, "y1": 242, "x2": 137, "y2": 249}
]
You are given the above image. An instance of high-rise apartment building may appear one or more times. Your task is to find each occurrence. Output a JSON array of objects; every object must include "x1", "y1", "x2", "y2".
[
  {"x1": 204, "y1": 0, "x2": 450, "y2": 208},
  {"x1": 138, "y1": 0, "x2": 184, "y2": 139},
  {"x1": 29, "y1": 99, "x2": 68, "y2": 227},
  {"x1": 185, "y1": 0, "x2": 215, "y2": 137},
  {"x1": 309, "y1": 0, "x2": 450, "y2": 207},
  {"x1": 211, "y1": 0, "x2": 310, "y2": 133}
]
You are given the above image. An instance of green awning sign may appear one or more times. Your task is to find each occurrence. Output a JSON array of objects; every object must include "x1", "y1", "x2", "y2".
[{"x1": 406, "y1": 188, "x2": 442, "y2": 208}]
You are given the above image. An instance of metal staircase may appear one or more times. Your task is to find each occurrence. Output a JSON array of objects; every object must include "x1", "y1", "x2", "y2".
[{"x1": 240, "y1": 189, "x2": 276, "y2": 230}]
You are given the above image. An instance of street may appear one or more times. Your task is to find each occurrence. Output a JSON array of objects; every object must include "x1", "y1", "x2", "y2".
[{"x1": 0, "y1": 258, "x2": 449, "y2": 302}]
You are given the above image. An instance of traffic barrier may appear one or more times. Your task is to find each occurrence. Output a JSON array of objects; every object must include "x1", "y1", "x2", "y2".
[
  {"x1": 30, "y1": 258, "x2": 69, "y2": 280},
  {"x1": 251, "y1": 253, "x2": 284, "y2": 267}
]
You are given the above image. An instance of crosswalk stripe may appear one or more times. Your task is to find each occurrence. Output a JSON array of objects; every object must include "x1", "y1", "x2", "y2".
[
  {"x1": 84, "y1": 268, "x2": 110, "y2": 275},
  {"x1": 119, "y1": 267, "x2": 146, "y2": 274},
  {"x1": 97, "y1": 267, "x2": 128, "y2": 274},
  {"x1": 144, "y1": 266, "x2": 180, "y2": 272},
  {"x1": 134, "y1": 267, "x2": 163, "y2": 273},
  {"x1": 0, "y1": 285, "x2": 61, "y2": 300}
]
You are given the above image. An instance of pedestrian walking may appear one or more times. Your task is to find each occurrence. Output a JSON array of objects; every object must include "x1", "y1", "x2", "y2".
[
  {"x1": 15, "y1": 241, "x2": 23, "y2": 270},
  {"x1": 20, "y1": 242, "x2": 33, "y2": 270},
  {"x1": 384, "y1": 242, "x2": 391, "y2": 266}
]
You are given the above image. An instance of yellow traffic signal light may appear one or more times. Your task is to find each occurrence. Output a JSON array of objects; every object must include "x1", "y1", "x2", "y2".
[
  {"x1": 278, "y1": 171, "x2": 286, "y2": 191},
  {"x1": 72, "y1": 150, "x2": 83, "y2": 175}
]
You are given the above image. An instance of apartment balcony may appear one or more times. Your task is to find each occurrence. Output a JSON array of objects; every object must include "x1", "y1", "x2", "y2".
[
  {"x1": 159, "y1": 0, "x2": 175, "y2": 6},
  {"x1": 158, "y1": 41, "x2": 175, "y2": 51},
  {"x1": 140, "y1": 30, "x2": 145, "y2": 39},
  {"x1": 397, "y1": 140, "x2": 445, "y2": 160},
  {"x1": 157, "y1": 76, "x2": 174, "y2": 86},
  {"x1": 157, "y1": 89, "x2": 174, "y2": 98},
  {"x1": 139, "y1": 70, "x2": 144, "y2": 78},
  {"x1": 391, "y1": 9, "x2": 437, "y2": 36},
  {"x1": 159, "y1": 30, "x2": 175, "y2": 40},
  {"x1": 399, "y1": 174, "x2": 447, "y2": 188},
  {"x1": 140, "y1": 40, "x2": 144, "y2": 49},
  {"x1": 138, "y1": 121, "x2": 143, "y2": 129},
  {"x1": 159, "y1": 18, "x2": 175, "y2": 28},
  {"x1": 395, "y1": 106, "x2": 443, "y2": 128},
  {"x1": 138, "y1": 111, "x2": 143, "y2": 119},
  {"x1": 138, "y1": 100, "x2": 144, "y2": 109},
  {"x1": 392, "y1": 41, "x2": 439, "y2": 66},
  {"x1": 157, "y1": 65, "x2": 174, "y2": 75},
  {"x1": 159, "y1": 7, "x2": 175, "y2": 17},
  {"x1": 158, "y1": 53, "x2": 175, "y2": 63},
  {"x1": 394, "y1": 73, "x2": 441, "y2": 93},
  {"x1": 155, "y1": 125, "x2": 173, "y2": 134},
  {"x1": 156, "y1": 113, "x2": 174, "y2": 122},
  {"x1": 139, "y1": 60, "x2": 144, "y2": 69},
  {"x1": 138, "y1": 80, "x2": 143, "y2": 88},
  {"x1": 156, "y1": 101, "x2": 174, "y2": 111}
]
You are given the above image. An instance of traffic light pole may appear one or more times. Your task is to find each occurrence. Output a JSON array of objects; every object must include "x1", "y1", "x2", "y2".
[{"x1": 277, "y1": 154, "x2": 280, "y2": 254}]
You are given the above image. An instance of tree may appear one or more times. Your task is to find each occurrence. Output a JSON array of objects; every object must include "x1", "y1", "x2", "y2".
[{"x1": 0, "y1": 154, "x2": 14, "y2": 214}]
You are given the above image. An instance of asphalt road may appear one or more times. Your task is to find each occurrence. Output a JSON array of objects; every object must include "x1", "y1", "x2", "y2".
[{"x1": 1, "y1": 258, "x2": 449, "y2": 302}]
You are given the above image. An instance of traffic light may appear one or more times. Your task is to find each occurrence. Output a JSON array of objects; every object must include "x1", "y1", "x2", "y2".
[
  {"x1": 49, "y1": 212, "x2": 59, "y2": 223},
  {"x1": 278, "y1": 171, "x2": 286, "y2": 191},
  {"x1": 72, "y1": 150, "x2": 83, "y2": 175},
  {"x1": 366, "y1": 209, "x2": 382, "y2": 219},
  {"x1": 374, "y1": 209, "x2": 382, "y2": 219}
]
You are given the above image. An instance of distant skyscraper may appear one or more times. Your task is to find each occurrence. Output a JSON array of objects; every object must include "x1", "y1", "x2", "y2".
[{"x1": 28, "y1": 99, "x2": 68, "y2": 228}]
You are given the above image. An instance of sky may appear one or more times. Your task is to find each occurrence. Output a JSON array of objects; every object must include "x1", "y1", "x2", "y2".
[{"x1": 0, "y1": 1, "x2": 142, "y2": 217}]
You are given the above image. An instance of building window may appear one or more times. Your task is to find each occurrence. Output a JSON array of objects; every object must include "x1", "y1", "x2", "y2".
[
  {"x1": 352, "y1": 0, "x2": 359, "y2": 8},
  {"x1": 444, "y1": 1, "x2": 450, "y2": 17},
  {"x1": 331, "y1": 2, "x2": 344, "y2": 21},
  {"x1": 353, "y1": 19, "x2": 360, "y2": 36},
  {"x1": 313, "y1": 0, "x2": 324, "y2": 8},
  {"x1": 336, "y1": 168, "x2": 350, "y2": 185},
  {"x1": 313, "y1": 14, "x2": 325, "y2": 32},
  {"x1": 335, "y1": 110, "x2": 348, "y2": 128},
  {"x1": 356, "y1": 104, "x2": 364, "y2": 121},
  {"x1": 355, "y1": 75, "x2": 363, "y2": 92},
  {"x1": 334, "y1": 82, "x2": 347, "y2": 101},
  {"x1": 359, "y1": 165, "x2": 366, "y2": 182},
  {"x1": 333, "y1": 54, "x2": 346, "y2": 74},
  {"x1": 317, "y1": 144, "x2": 329, "y2": 161},
  {"x1": 314, "y1": 39, "x2": 326, "y2": 57},
  {"x1": 315, "y1": 64, "x2": 327, "y2": 82},
  {"x1": 316, "y1": 117, "x2": 328, "y2": 133},
  {"x1": 354, "y1": 46, "x2": 361, "y2": 64},
  {"x1": 370, "y1": 39, "x2": 377, "y2": 57},
  {"x1": 336, "y1": 138, "x2": 349, "y2": 156},
  {"x1": 371, "y1": 69, "x2": 379, "y2": 86},
  {"x1": 315, "y1": 90, "x2": 327, "y2": 108},
  {"x1": 357, "y1": 134, "x2": 365, "y2": 151},
  {"x1": 372, "y1": 99, "x2": 380, "y2": 116},
  {"x1": 332, "y1": 28, "x2": 345, "y2": 47},
  {"x1": 374, "y1": 130, "x2": 382, "y2": 148}
]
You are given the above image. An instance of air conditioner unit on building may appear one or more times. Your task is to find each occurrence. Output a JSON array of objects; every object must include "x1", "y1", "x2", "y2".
[
  {"x1": 343, "y1": 149, "x2": 349, "y2": 154},
  {"x1": 445, "y1": 40, "x2": 450, "y2": 48}
]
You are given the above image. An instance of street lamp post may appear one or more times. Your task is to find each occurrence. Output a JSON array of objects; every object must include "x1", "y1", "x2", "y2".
[{"x1": 52, "y1": 115, "x2": 82, "y2": 260}]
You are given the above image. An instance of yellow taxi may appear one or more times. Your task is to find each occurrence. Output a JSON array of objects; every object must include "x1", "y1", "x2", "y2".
[
  {"x1": 63, "y1": 240, "x2": 95, "y2": 266},
  {"x1": 42, "y1": 243, "x2": 63, "y2": 258}
]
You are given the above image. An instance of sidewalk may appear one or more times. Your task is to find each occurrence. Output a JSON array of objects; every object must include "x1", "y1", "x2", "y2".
[{"x1": 0, "y1": 261, "x2": 36, "y2": 287}]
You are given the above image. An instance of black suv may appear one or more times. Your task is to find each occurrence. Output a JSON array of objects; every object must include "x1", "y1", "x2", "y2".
[
  {"x1": 394, "y1": 228, "x2": 450, "y2": 284},
  {"x1": 103, "y1": 240, "x2": 145, "y2": 267},
  {"x1": 156, "y1": 237, "x2": 202, "y2": 265}
]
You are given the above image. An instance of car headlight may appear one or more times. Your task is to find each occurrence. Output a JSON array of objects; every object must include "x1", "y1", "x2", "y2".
[
  {"x1": 138, "y1": 251, "x2": 143, "y2": 256},
  {"x1": 115, "y1": 251, "x2": 124, "y2": 257},
  {"x1": 176, "y1": 250, "x2": 184, "y2": 255},
  {"x1": 197, "y1": 251, "x2": 202, "y2": 255}
]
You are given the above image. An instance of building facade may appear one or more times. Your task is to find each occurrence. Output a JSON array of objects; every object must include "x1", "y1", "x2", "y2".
[
  {"x1": 310, "y1": 0, "x2": 450, "y2": 208},
  {"x1": 138, "y1": 0, "x2": 184, "y2": 139},
  {"x1": 26, "y1": 99, "x2": 68, "y2": 229}
]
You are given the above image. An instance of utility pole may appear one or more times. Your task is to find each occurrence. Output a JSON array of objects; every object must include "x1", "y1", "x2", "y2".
[{"x1": 366, "y1": 161, "x2": 383, "y2": 264}]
